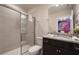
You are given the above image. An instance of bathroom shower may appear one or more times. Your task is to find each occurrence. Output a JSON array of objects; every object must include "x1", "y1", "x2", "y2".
[
  {"x1": 21, "y1": 14, "x2": 42, "y2": 55},
  {"x1": 0, "y1": 4, "x2": 42, "y2": 55},
  {"x1": 21, "y1": 14, "x2": 35, "y2": 54}
]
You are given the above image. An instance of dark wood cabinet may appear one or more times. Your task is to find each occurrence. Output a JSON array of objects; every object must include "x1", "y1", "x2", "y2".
[{"x1": 43, "y1": 37, "x2": 79, "y2": 55}]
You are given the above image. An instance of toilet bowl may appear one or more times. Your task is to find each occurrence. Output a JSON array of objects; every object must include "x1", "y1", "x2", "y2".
[
  {"x1": 27, "y1": 37, "x2": 42, "y2": 55},
  {"x1": 28, "y1": 45, "x2": 42, "y2": 55}
]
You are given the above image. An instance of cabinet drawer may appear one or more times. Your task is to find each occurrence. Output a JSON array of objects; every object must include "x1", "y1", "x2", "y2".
[
  {"x1": 43, "y1": 38, "x2": 72, "y2": 49},
  {"x1": 43, "y1": 43, "x2": 64, "y2": 55}
]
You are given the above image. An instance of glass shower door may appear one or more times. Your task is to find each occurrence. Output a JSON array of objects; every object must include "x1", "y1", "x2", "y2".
[{"x1": 21, "y1": 14, "x2": 35, "y2": 54}]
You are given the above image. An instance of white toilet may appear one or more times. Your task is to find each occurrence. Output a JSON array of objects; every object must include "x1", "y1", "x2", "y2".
[{"x1": 27, "y1": 37, "x2": 42, "y2": 55}]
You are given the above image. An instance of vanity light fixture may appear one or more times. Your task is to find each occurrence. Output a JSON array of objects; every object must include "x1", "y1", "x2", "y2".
[{"x1": 49, "y1": 4, "x2": 64, "y2": 8}]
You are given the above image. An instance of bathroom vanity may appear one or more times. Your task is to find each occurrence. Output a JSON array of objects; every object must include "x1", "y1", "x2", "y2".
[{"x1": 43, "y1": 34, "x2": 79, "y2": 55}]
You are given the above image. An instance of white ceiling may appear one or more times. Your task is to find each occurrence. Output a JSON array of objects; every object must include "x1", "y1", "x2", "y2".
[
  {"x1": 15, "y1": 4, "x2": 46, "y2": 12},
  {"x1": 14, "y1": 4, "x2": 73, "y2": 13},
  {"x1": 49, "y1": 4, "x2": 73, "y2": 14}
]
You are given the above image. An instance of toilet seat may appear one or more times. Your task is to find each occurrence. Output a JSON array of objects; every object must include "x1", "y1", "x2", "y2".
[{"x1": 28, "y1": 45, "x2": 42, "y2": 52}]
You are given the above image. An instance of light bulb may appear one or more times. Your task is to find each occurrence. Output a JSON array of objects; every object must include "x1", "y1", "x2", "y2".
[{"x1": 55, "y1": 4, "x2": 59, "y2": 7}]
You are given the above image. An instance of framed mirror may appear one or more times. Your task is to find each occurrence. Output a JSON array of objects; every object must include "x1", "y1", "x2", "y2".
[{"x1": 48, "y1": 4, "x2": 74, "y2": 35}]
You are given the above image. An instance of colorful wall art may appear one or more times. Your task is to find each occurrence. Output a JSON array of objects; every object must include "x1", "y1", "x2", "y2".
[{"x1": 58, "y1": 18, "x2": 70, "y2": 33}]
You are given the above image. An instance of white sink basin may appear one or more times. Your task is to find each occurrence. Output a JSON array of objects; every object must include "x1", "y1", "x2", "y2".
[{"x1": 72, "y1": 36, "x2": 79, "y2": 41}]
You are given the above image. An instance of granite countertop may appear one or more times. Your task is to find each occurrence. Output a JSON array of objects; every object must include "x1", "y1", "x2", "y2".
[{"x1": 43, "y1": 34, "x2": 79, "y2": 44}]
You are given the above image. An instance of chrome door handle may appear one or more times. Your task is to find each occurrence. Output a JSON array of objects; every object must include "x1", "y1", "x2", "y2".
[{"x1": 58, "y1": 50, "x2": 61, "y2": 53}]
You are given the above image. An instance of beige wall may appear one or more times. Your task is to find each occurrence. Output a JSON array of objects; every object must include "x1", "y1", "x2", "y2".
[
  {"x1": 28, "y1": 5, "x2": 49, "y2": 37},
  {"x1": 0, "y1": 5, "x2": 21, "y2": 54},
  {"x1": 49, "y1": 9, "x2": 72, "y2": 33}
]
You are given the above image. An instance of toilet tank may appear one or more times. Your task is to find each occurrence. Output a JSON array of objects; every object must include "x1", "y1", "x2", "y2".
[{"x1": 36, "y1": 37, "x2": 43, "y2": 46}]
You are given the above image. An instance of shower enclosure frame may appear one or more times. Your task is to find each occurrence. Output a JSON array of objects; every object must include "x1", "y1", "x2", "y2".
[{"x1": 20, "y1": 14, "x2": 36, "y2": 55}]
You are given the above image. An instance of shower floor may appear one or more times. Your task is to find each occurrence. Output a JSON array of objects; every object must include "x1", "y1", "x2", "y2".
[{"x1": 2, "y1": 45, "x2": 31, "y2": 55}]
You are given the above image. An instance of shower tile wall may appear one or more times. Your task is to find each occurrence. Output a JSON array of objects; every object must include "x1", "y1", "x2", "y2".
[
  {"x1": 0, "y1": 5, "x2": 35, "y2": 54},
  {"x1": 0, "y1": 6, "x2": 20, "y2": 54}
]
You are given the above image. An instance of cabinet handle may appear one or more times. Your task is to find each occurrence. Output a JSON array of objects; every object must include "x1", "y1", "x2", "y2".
[
  {"x1": 56, "y1": 49, "x2": 59, "y2": 52},
  {"x1": 59, "y1": 50, "x2": 61, "y2": 53},
  {"x1": 56, "y1": 49, "x2": 61, "y2": 53}
]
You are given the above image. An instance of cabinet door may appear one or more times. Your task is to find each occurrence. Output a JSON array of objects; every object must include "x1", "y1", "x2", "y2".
[
  {"x1": 43, "y1": 43, "x2": 59, "y2": 55},
  {"x1": 43, "y1": 46, "x2": 58, "y2": 55},
  {"x1": 62, "y1": 49, "x2": 78, "y2": 55},
  {"x1": 72, "y1": 43, "x2": 79, "y2": 54}
]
